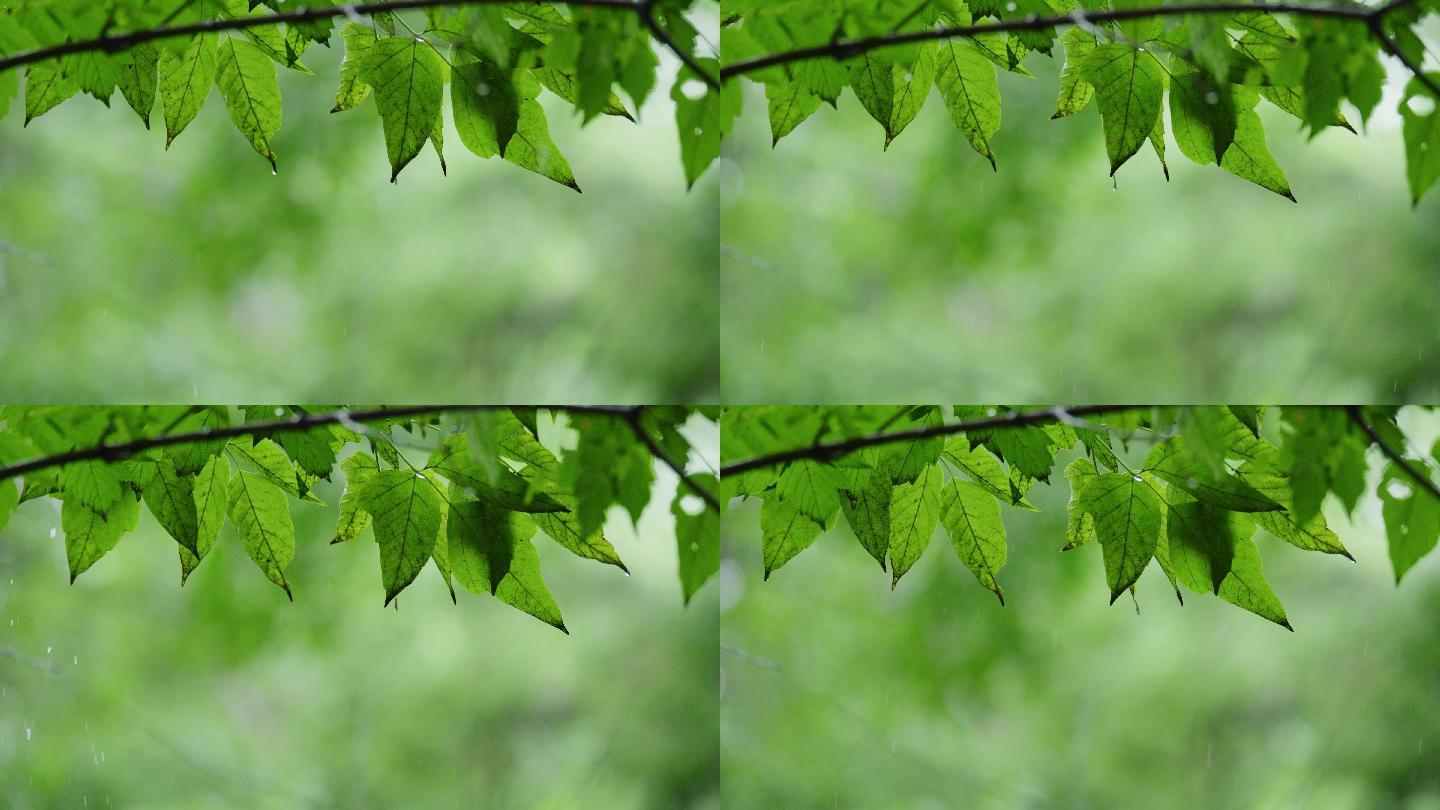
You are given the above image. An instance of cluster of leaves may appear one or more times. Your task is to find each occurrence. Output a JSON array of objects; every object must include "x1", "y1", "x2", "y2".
[
  {"x1": 0, "y1": 405, "x2": 720, "y2": 632},
  {"x1": 720, "y1": 405, "x2": 1440, "y2": 629},
  {"x1": 0, "y1": 0, "x2": 724, "y2": 187},
  {"x1": 721, "y1": 0, "x2": 1440, "y2": 204}
]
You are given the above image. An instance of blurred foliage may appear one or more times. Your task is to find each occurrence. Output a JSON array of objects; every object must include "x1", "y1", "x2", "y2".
[
  {"x1": 0, "y1": 424, "x2": 719, "y2": 809},
  {"x1": 719, "y1": 409, "x2": 1440, "y2": 809},
  {"x1": 720, "y1": 58, "x2": 1440, "y2": 402},
  {"x1": 0, "y1": 44, "x2": 718, "y2": 402}
]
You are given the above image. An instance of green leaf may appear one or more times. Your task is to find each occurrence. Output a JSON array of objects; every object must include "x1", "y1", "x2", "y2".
[
  {"x1": 58, "y1": 461, "x2": 123, "y2": 511},
  {"x1": 761, "y1": 496, "x2": 825, "y2": 579},
  {"x1": 776, "y1": 459, "x2": 846, "y2": 524},
  {"x1": 138, "y1": 457, "x2": 199, "y2": 555},
  {"x1": 1163, "y1": 491, "x2": 1240, "y2": 594},
  {"x1": 531, "y1": 503, "x2": 628, "y2": 571},
  {"x1": 332, "y1": 22, "x2": 378, "y2": 112},
  {"x1": 24, "y1": 59, "x2": 79, "y2": 124},
  {"x1": 227, "y1": 470, "x2": 295, "y2": 598},
  {"x1": 1400, "y1": 74, "x2": 1440, "y2": 205},
  {"x1": 228, "y1": 438, "x2": 310, "y2": 501},
  {"x1": 446, "y1": 497, "x2": 518, "y2": 594},
  {"x1": 939, "y1": 478, "x2": 1007, "y2": 604},
  {"x1": 114, "y1": 43, "x2": 159, "y2": 128},
  {"x1": 504, "y1": 72, "x2": 580, "y2": 191},
  {"x1": 0, "y1": 478, "x2": 18, "y2": 534},
  {"x1": 1217, "y1": 535, "x2": 1292, "y2": 629},
  {"x1": 447, "y1": 501, "x2": 565, "y2": 631},
  {"x1": 1078, "y1": 472, "x2": 1163, "y2": 602},
  {"x1": 1081, "y1": 44, "x2": 1165, "y2": 175},
  {"x1": 934, "y1": 39, "x2": 1001, "y2": 168},
  {"x1": 359, "y1": 469, "x2": 445, "y2": 605},
  {"x1": 840, "y1": 470, "x2": 892, "y2": 570},
  {"x1": 1053, "y1": 28, "x2": 1096, "y2": 119},
  {"x1": 1239, "y1": 463, "x2": 1353, "y2": 558},
  {"x1": 359, "y1": 36, "x2": 447, "y2": 182},
  {"x1": 888, "y1": 463, "x2": 943, "y2": 587},
  {"x1": 673, "y1": 474, "x2": 720, "y2": 603},
  {"x1": 187, "y1": 455, "x2": 229, "y2": 583},
  {"x1": 1063, "y1": 456, "x2": 1098, "y2": 550},
  {"x1": 1378, "y1": 463, "x2": 1440, "y2": 583},
  {"x1": 1220, "y1": 90, "x2": 1295, "y2": 201},
  {"x1": 62, "y1": 493, "x2": 141, "y2": 582},
  {"x1": 852, "y1": 43, "x2": 936, "y2": 147},
  {"x1": 452, "y1": 59, "x2": 522, "y2": 159},
  {"x1": 672, "y1": 59, "x2": 740, "y2": 187},
  {"x1": 767, "y1": 79, "x2": 821, "y2": 145},
  {"x1": 333, "y1": 450, "x2": 378, "y2": 544},
  {"x1": 1147, "y1": 437, "x2": 1282, "y2": 512},
  {"x1": 564, "y1": 417, "x2": 654, "y2": 538},
  {"x1": 158, "y1": 33, "x2": 218, "y2": 146},
  {"x1": 1168, "y1": 60, "x2": 1236, "y2": 166},
  {"x1": 215, "y1": 37, "x2": 282, "y2": 170}
]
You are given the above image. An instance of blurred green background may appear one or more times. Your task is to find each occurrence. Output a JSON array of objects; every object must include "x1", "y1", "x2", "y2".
[
  {"x1": 0, "y1": 421, "x2": 719, "y2": 809},
  {"x1": 720, "y1": 57, "x2": 1440, "y2": 402},
  {"x1": 0, "y1": 44, "x2": 718, "y2": 403},
  {"x1": 720, "y1": 411, "x2": 1440, "y2": 810}
]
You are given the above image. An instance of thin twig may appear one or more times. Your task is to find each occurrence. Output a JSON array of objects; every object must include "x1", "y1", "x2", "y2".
[
  {"x1": 1346, "y1": 406, "x2": 1440, "y2": 504},
  {"x1": 0, "y1": 0, "x2": 703, "y2": 81},
  {"x1": 0, "y1": 405, "x2": 632, "y2": 483},
  {"x1": 622, "y1": 406, "x2": 721, "y2": 512},
  {"x1": 720, "y1": 405, "x2": 1143, "y2": 478},
  {"x1": 720, "y1": 1, "x2": 1417, "y2": 81}
]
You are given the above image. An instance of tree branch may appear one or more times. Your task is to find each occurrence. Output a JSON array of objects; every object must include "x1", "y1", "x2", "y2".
[
  {"x1": 640, "y1": 0, "x2": 721, "y2": 89},
  {"x1": 623, "y1": 406, "x2": 721, "y2": 512},
  {"x1": 720, "y1": 1, "x2": 1412, "y2": 81},
  {"x1": 720, "y1": 404, "x2": 1143, "y2": 478},
  {"x1": 0, "y1": 0, "x2": 707, "y2": 82},
  {"x1": 1346, "y1": 406, "x2": 1440, "y2": 504},
  {"x1": 1368, "y1": 16, "x2": 1440, "y2": 100},
  {"x1": 0, "y1": 404, "x2": 633, "y2": 483}
]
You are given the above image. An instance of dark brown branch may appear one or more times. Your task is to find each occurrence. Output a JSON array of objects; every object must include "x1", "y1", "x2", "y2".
[
  {"x1": 0, "y1": 0, "x2": 702, "y2": 81},
  {"x1": 640, "y1": 0, "x2": 721, "y2": 89},
  {"x1": 0, "y1": 405, "x2": 633, "y2": 483},
  {"x1": 1368, "y1": 16, "x2": 1440, "y2": 99},
  {"x1": 720, "y1": 1, "x2": 1408, "y2": 81},
  {"x1": 1346, "y1": 406, "x2": 1440, "y2": 504},
  {"x1": 623, "y1": 406, "x2": 721, "y2": 512},
  {"x1": 720, "y1": 405, "x2": 1143, "y2": 478}
]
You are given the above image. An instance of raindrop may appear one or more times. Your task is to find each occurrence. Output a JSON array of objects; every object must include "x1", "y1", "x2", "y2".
[
  {"x1": 49, "y1": 528, "x2": 56, "y2": 538},
  {"x1": 24, "y1": 722, "x2": 32, "y2": 741},
  {"x1": 1204, "y1": 91, "x2": 1219, "y2": 105},
  {"x1": 45, "y1": 646, "x2": 52, "y2": 654},
  {"x1": 1005, "y1": 1, "x2": 1016, "y2": 9},
  {"x1": 679, "y1": 495, "x2": 705, "y2": 516},
  {"x1": 274, "y1": 407, "x2": 285, "y2": 416},
  {"x1": 1388, "y1": 480, "x2": 1413, "y2": 500},
  {"x1": 1407, "y1": 94, "x2": 1436, "y2": 117},
  {"x1": 476, "y1": 82, "x2": 491, "y2": 96}
]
